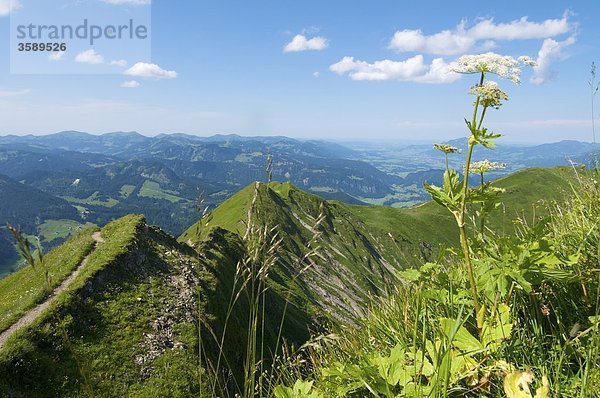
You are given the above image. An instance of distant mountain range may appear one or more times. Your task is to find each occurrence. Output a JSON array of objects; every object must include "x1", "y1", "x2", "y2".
[
  {"x1": 0, "y1": 131, "x2": 597, "y2": 274},
  {"x1": 0, "y1": 131, "x2": 398, "y2": 197},
  {"x1": 0, "y1": 131, "x2": 399, "y2": 273},
  {"x1": 345, "y1": 138, "x2": 600, "y2": 176}
]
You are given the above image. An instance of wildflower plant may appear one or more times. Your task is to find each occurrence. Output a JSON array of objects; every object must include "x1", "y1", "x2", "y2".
[
  {"x1": 434, "y1": 143, "x2": 460, "y2": 171},
  {"x1": 470, "y1": 160, "x2": 506, "y2": 176},
  {"x1": 425, "y1": 53, "x2": 536, "y2": 323},
  {"x1": 274, "y1": 53, "x2": 599, "y2": 397}
]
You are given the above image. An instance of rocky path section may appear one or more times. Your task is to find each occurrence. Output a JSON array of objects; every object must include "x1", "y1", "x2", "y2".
[{"x1": 0, "y1": 231, "x2": 104, "y2": 349}]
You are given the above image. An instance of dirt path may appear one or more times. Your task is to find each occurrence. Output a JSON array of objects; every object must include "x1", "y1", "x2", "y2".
[{"x1": 0, "y1": 231, "x2": 104, "y2": 349}]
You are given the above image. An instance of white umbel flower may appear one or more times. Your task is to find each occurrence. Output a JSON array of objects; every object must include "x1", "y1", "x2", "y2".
[
  {"x1": 451, "y1": 52, "x2": 536, "y2": 84},
  {"x1": 433, "y1": 143, "x2": 460, "y2": 154},
  {"x1": 470, "y1": 160, "x2": 507, "y2": 174},
  {"x1": 469, "y1": 81, "x2": 509, "y2": 109}
]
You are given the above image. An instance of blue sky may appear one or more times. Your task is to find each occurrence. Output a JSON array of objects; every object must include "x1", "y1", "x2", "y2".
[{"x1": 0, "y1": 0, "x2": 598, "y2": 143}]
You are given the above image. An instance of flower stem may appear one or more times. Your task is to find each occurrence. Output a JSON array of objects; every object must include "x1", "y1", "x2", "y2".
[
  {"x1": 480, "y1": 172, "x2": 485, "y2": 237},
  {"x1": 471, "y1": 73, "x2": 485, "y2": 128},
  {"x1": 458, "y1": 71, "x2": 486, "y2": 324},
  {"x1": 458, "y1": 140, "x2": 481, "y2": 322},
  {"x1": 477, "y1": 106, "x2": 488, "y2": 131}
]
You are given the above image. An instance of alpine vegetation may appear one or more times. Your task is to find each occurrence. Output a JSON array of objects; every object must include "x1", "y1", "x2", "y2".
[{"x1": 273, "y1": 54, "x2": 599, "y2": 397}]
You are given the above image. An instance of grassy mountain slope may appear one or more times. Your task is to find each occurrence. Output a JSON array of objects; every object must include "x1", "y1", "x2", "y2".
[
  {"x1": 182, "y1": 182, "x2": 426, "y2": 322},
  {"x1": 0, "y1": 215, "x2": 207, "y2": 396},
  {"x1": 0, "y1": 214, "x2": 309, "y2": 397},
  {"x1": 0, "y1": 228, "x2": 97, "y2": 333},
  {"x1": 403, "y1": 166, "x2": 578, "y2": 235},
  {"x1": 0, "y1": 166, "x2": 578, "y2": 397},
  {"x1": 181, "y1": 167, "x2": 576, "y2": 321}
]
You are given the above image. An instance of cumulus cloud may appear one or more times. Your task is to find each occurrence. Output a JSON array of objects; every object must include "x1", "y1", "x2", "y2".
[
  {"x1": 124, "y1": 62, "x2": 177, "y2": 79},
  {"x1": 468, "y1": 15, "x2": 572, "y2": 40},
  {"x1": 75, "y1": 49, "x2": 104, "y2": 64},
  {"x1": 389, "y1": 24, "x2": 475, "y2": 56},
  {"x1": 0, "y1": 0, "x2": 20, "y2": 16},
  {"x1": 389, "y1": 14, "x2": 574, "y2": 55},
  {"x1": 49, "y1": 51, "x2": 65, "y2": 61},
  {"x1": 330, "y1": 55, "x2": 460, "y2": 84},
  {"x1": 333, "y1": 13, "x2": 576, "y2": 85},
  {"x1": 530, "y1": 35, "x2": 577, "y2": 85},
  {"x1": 121, "y1": 80, "x2": 140, "y2": 88},
  {"x1": 284, "y1": 34, "x2": 328, "y2": 53}
]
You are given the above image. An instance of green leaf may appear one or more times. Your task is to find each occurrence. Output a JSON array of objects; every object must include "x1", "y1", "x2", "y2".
[
  {"x1": 482, "y1": 303, "x2": 513, "y2": 351},
  {"x1": 274, "y1": 380, "x2": 323, "y2": 398},
  {"x1": 440, "y1": 318, "x2": 483, "y2": 353},
  {"x1": 273, "y1": 385, "x2": 294, "y2": 398},
  {"x1": 399, "y1": 269, "x2": 421, "y2": 282},
  {"x1": 294, "y1": 380, "x2": 314, "y2": 395},
  {"x1": 411, "y1": 349, "x2": 434, "y2": 377},
  {"x1": 425, "y1": 169, "x2": 463, "y2": 212},
  {"x1": 370, "y1": 344, "x2": 414, "y2": 388}
]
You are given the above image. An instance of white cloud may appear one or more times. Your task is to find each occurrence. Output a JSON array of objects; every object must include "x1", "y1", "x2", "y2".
[
  {"x1": 284, "y1": 34, "x2": 328, "y2": 53},
  {"x1": 313, "y1": 71, "x2": 320, "y2": 78},
  {"x1": 418, "y1": 58, "x2": 461, "y2": 83},
  {"x1": 389, "y1": 14, "x2": 574, "y2": 55},
  {"x1": 330, "y1": 55, "x2": 460, "y2": 84},
  {"x1": 111, "y1": 59, "x2": 128, "y2": 67},
  {"x1": 469, "y1": 15, "x2": 572, "y2": 40},
  {"x1": 0, "y1": 89, "x2": 30, "y2": 97},
  {"x1": 75, "y1": 49, "x2": 104, "y2": 64},
  {"x1": 124, "y1": 62, "x2": 177, "y2": 79},
  {"x1": 335, "y1": 13, "x2": 576, "y2": 85},
  {"x1": 100, "y1": 0, "x2": 151, "y2": 5},
  {"x1": 530, "y1": 35, "x2": 576, "y2": 85},
  {"x1": 49, "y1": 51, "x2": 65, "y2": 61},
  {"x1": 389, "y1": 24, "x2": 475, "y2": 56},
  {"x1": 121, "y1": 80, "x2": 140, "y2": 88},
  {"x1": 0, "y1": 0, "x2": 20, "y2": 16}
]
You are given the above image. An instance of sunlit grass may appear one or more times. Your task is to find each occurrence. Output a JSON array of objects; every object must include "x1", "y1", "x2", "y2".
[{"x1": 0, "y1": 227, "x2": 96, "y2": 333}]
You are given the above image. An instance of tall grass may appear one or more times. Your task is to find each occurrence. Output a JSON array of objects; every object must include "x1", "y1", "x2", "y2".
[{"x1": 194, "y1": 182, "x2": 326, "y2": 398}]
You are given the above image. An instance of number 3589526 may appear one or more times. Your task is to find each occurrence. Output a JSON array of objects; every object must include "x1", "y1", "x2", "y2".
[{"x1": 17, "y1": 43, "x2": 67, "y2": 52}]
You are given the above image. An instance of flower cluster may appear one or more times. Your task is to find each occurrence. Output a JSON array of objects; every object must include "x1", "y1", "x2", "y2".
[
  {"x1": 451, "y1": 52, "x2": 537, "y2": 84},
  {"x1": 433, "y1": 143, "x2": 460, "y2": 154},
  {"x1": 469, "y1": 81, "x2": 509, "y2": 109},
  {"x1": 469, "y1": 159, "x2": 507, "y2": 174}
]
